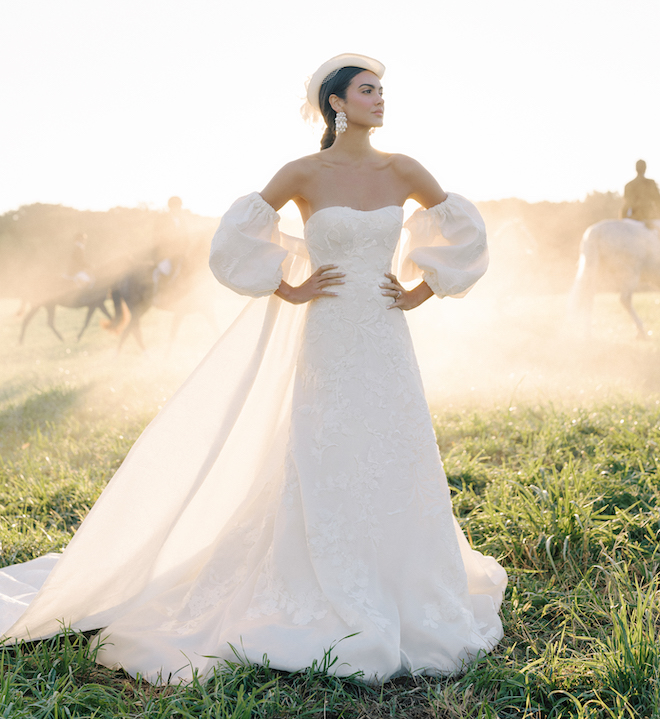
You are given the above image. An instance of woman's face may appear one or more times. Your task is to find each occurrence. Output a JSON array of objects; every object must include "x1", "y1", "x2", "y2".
[{"x1": 334, "y1": 70, "x2": 384, "y2": 129}]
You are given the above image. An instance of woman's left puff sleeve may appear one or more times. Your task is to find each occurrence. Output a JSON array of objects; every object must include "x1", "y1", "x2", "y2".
[
  {"x1": 400, "y1": 192, "x2": 488, "y2": 298},
  {"x1": 210, "y1": 192, "x2": 288, "y2": 297}
]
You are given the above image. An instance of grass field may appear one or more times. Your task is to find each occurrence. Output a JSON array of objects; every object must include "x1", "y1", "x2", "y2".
[{"x1": 1, "y1": 293, "x2": 660, "y2": 718}]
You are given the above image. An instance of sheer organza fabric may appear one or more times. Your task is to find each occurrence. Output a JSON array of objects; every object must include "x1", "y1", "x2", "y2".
[{"x1": 0, "y1": 192, "x2": 505, "y2": 682}]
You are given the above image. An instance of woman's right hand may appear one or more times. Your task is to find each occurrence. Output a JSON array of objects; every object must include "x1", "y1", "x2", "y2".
[{"x1": 275, "y1": 265, "x2": 345, "y2": 304}]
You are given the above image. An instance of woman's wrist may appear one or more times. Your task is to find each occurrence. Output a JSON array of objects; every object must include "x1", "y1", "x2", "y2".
[
  {"x1": 406, "y1": 281, "x2": 434, "y2": 309},
  {"x1": 275, "y1": 281, "x2": 309, "y2": 305},
  {"x1": 275, "y1": 281, "x2": 295, "y2": 302},
  {"x1": 275, "y1": 266, "x2": 344, "y2": 305}
]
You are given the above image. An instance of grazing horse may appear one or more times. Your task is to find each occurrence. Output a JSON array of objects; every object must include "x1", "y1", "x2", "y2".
[
  {"x1": 570, "y1": 219, "x2": 660, "y2": 338},
  {"x1": 18, "y1": 278, "x2": 113, "y2": 344}
]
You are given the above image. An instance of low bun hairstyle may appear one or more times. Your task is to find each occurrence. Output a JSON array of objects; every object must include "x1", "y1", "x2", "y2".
[{"x1": 318, "y1": 66, "x2": 364, "y2": 150}]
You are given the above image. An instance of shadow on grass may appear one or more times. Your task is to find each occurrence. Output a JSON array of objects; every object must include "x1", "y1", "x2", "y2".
[{"x1": 0, "y1": 385, "x2": 85, "y2": 434}]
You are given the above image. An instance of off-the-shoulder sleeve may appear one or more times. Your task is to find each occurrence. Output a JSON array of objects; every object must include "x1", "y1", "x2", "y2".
[
  {"x1": 209, "y1": 192, "x2": 289, "y2": 297},
  {"x1": 399, "y1": 192, "x2": 488, "y2": 298}
]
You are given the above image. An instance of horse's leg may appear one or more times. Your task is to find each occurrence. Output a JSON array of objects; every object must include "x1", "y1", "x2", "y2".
[
  {"x1": 568, "y1": 244, "x2": 598, "y2": 339},
  {"x1": 99, "y1": 301, "x2": 113, "y2": 321},
  {"x1": 111, "y1": 288, "x2": 122, "y2": 315},
  {"x1": 117, "y1": 316, "x2": 139, "y2": 352},
  {"x1": 77, "y1": 306, "x2": 96, "y2": 342},
  {"x1": 108, "y1": 288, "x2": 124, "y2": 329},
  {"x1": 620, "y1": 289, "x2": 647, "y2": 339},
  {"x1": 118, "y1": 314, "x2": 146, "y2": 352},
  {"x1": 19, "y1": 305, "x2": 41, "y2": 344},
  {"x1": 46, "y1": 305, "x2": 64, "y2": 342},
  {"x1": 117, "y1": 324, "x2": 130, "y2": 352},
  {"x1": 132, "y1": 316, "x2": 146, "y2": 351}
]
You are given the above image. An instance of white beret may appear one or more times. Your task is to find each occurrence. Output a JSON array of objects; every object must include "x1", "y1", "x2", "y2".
[{"x1": 306, "y1": 53, "x2": 385, "y2": 112}]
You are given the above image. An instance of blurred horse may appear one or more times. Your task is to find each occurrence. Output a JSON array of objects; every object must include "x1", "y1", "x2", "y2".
[
  {"x1": 110, "y1": 260, "x2": 155, "y2": 351},
  {"x1": 111, "y1": 246, "x2": 217, "y2": 351},
  {"x1": 18, "y1": 277, "x2": 113, "y2": 344},
  {"x1": 569, "y1": 219, "x2": 660, "y2": 338}
]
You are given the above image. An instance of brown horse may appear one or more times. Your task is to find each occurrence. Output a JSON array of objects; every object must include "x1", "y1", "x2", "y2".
[{"x1": 18, "y1": 277, "x2": 113, "y2": 344}]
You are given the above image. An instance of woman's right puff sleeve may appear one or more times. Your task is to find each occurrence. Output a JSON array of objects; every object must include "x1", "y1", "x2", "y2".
[
  {"x1": 400, "y1": 192, "x2": 488, "y2": 298},
  {"x1": 209, "y1": 192, "x2": 289, "y2": 298}
]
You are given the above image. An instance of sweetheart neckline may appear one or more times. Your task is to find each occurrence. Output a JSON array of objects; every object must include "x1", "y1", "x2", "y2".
[{"x1": 304, "y1": 204, "x2": 403, "y2": 228}]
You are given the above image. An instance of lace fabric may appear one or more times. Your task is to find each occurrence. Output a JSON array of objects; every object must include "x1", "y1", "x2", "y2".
[{"x1": 0, "y1": 194, "x2": 505, "y2": 683}]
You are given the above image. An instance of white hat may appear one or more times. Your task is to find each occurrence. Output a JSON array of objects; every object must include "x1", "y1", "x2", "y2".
[{"x1": 306, "y1": 53, "x2": 385, "y2": 112}]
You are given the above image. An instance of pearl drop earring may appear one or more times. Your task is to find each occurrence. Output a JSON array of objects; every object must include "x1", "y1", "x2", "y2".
[{"x1": 335, "y1": 111, "x2": 347, "y2": 134}]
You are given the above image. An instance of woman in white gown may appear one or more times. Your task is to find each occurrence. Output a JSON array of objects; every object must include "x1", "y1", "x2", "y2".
[{"x1": 0, "y1": 53, "x2": 506, "y2": 683}]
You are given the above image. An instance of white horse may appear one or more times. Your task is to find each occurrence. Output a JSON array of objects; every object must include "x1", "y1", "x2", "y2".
[{"x1": 570, "y1": 219, "x2": 660, "y2": 338}]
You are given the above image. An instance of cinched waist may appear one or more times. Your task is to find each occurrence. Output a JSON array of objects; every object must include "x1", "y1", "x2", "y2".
[{"x1": 311, "y1": 264, "x2": 392, "y2": 281}]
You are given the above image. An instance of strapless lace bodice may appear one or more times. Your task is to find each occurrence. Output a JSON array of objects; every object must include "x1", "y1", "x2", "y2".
[
  {"x1": 304, "y1": 205, "x2": 405, "y2": 331},
  {"x1": 305, "y1": 205, "x2": 403, "y2": 274}
]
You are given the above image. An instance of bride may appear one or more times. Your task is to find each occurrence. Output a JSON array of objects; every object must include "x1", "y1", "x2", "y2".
[{"x1": 0, "y1": 53, "x2": 506, "y2": 683}]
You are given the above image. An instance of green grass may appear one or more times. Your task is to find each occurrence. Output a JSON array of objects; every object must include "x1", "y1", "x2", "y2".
[{"x1": 1, "y1": 296, "x2": 660, "y2": 717}]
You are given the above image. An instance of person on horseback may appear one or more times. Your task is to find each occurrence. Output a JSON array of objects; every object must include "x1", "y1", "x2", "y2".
[
  {"x1": 621, "y1": 160, "x2": 660, "y2": 229},
  {"x1": 152, "y1": 196, "x2": 192, "y2": 299},
  {"x1": 152, "y1": 196, "x2": 189, "y2": 277},
  {"x1": 64, "y1": 232, "x2": 94, "y2": 287}
]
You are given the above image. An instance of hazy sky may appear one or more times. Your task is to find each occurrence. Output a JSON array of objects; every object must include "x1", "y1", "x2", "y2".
[{"x1": 2, "y1": 0, "x2": 658, "y2": 216}]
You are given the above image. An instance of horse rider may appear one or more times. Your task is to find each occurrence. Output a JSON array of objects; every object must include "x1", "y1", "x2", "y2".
[
  {"x1": 64, "y1": 232, "x2": 94, "y2": 288},
  {"x1": 621, "y1": 160, "x2": 660, "y2": 229},
  {"x1": 152, "y1": 196, "x2": 191, "y2": 292}
]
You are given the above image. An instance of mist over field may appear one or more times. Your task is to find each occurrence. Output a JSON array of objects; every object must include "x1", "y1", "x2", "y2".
[{"x1": 2, "y1": 190, "x2": 658, "y2": 415}]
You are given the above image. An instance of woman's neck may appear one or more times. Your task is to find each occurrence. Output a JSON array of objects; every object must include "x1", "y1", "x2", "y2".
[{"x1": 328, "y1": 127, "x2": 377, "y2": 161}]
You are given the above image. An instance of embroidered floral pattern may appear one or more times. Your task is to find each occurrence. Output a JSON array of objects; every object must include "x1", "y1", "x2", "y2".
[{"x1": 242, "y1": 207, "x2": 470, "y2": 632}]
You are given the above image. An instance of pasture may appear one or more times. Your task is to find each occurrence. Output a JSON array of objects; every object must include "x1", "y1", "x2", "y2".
[{"x1": 1, "y1": 292, "x2": 660, "y2": 718}]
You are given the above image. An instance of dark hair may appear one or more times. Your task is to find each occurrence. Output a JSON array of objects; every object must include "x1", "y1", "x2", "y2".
[{"x1": 318, "y1": 66, "x2": 364, "y2": 150}]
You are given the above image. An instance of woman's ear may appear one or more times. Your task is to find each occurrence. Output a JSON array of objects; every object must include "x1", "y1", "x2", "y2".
[{"x1": 328, "y1": 94, "x2": 344, "y2": 114}]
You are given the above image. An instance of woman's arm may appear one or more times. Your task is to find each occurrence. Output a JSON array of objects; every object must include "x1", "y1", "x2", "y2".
[
  {"x1": 275, "y1": 264, "x2": 345, "y2": 303},
  {"x1": 397, "y1": 155, "x2": 448, "y2": 210},
  {"x1": 260, "y1": 159, "x2": 345, "y2": 304},
  {"x1": 382, "y1": 156, "x2": 448, "y2": 310},
  {"x1": 381, "y1": 272, "x2": 434, "y2": 310},
  {"x1": 259, "y1": 160, "x2": 307, "y2": 212}
]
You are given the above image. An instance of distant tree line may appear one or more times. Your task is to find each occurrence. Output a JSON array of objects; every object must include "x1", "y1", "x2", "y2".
[{"x1": 0, "y1": 192, "x2": 622, "y2": 298}]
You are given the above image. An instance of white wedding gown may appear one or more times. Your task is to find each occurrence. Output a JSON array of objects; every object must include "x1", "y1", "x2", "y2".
[{"x1": 0, "y1": 193, "x2": 506, "y2": 683}]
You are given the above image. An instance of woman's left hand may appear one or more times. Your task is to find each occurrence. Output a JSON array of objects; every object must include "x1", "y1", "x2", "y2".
[{"x1": 380, "y1": 273, "x2": 434, "y2": 311}]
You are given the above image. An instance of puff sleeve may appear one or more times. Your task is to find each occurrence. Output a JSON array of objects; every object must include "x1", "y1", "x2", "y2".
[
  {"x1": 399, "y1": 192, "x2": 488, "y2": 298},
  {"x1": 209, "y1": 192, "x2": 289, "y2": 298}
]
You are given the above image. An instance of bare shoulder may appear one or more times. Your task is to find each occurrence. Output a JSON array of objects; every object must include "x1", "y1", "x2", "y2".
[
  {"x1": 275, "y1": 154, "x2": 320, "y2": 182},
  {"x1": 388, "y1": 153, "x2": 429, "y2": 176},
  {"x1": 260, "y1": 154, "x2": 322, "y2": 211},
  {"x1": 387, "y1": 153, "x2": 448, "y2": 208}
]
